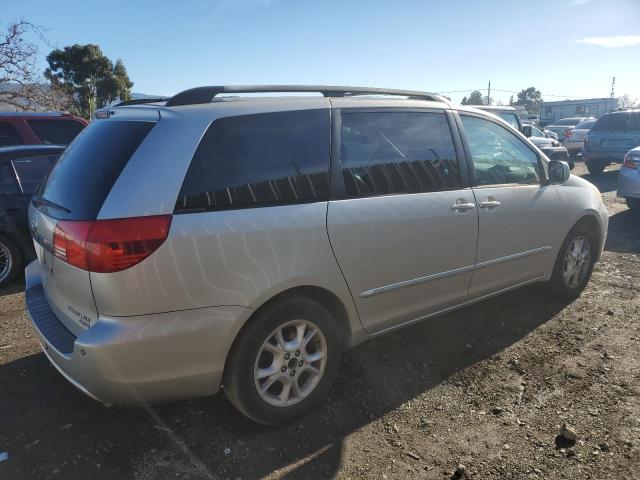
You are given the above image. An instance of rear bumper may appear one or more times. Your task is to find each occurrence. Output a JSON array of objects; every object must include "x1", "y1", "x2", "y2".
[
  {"x1": 618, "y1": 167, "x2": 640, "y2": 199},
  {"x1": 25, "y1": 260, "x2": 250, "y2": 405},
  {"x1": 582, "y1": 150, "x2": 626, "y2": 164},
  {"x1": 563, "y1": 140, "x2": 583, "y2": 153}
]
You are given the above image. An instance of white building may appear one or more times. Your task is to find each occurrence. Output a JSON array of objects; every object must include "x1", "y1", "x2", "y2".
[{"x1": 540, "y1": 98, "x2": 619, "y2": 124}]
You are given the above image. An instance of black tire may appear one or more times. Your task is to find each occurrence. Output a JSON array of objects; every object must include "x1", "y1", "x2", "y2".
[
  {"x1": 223, "y1": 296, "x2": 341, "y2": 425},
  {"x1": 627, "y1": 198, "x2": 640, "y2": 213},
  {"x1": 548, "y1": 224, "x2": 597, "y2": 299},
  {"x1": 0, "y1": 234, "x2": 21, "y2": 288},
  {"x1": 586, "y1": 160, "x2": 606, "y2": 175}
]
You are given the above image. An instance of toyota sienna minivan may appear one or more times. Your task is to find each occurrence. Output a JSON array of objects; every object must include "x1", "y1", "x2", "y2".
[{"x1": 25, "y1": 85, "x2": 608, "y2": 424}]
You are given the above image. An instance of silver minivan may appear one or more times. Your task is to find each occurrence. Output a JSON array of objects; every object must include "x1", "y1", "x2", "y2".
[{"x1": 25, "y1": 86, "x2": 608, "y2": 424}]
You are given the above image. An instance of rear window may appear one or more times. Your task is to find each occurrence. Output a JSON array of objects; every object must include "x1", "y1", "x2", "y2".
[
  {"x1": 11, "y1": 154, "x2": 59, "y2": 194},
  {"x1": 28, "y1": 119, "x2": 85, "y2": 145},
  {"x1": 592, "y1": 112, "x2": 640, "y2": 132},
  {"x1": 0, "y1": 122, "x2": 23, "y2": 147},
  {"x1": 176, "y1": 109, "x2": 330, "y2": 212},
  {"x1": 553, "y1": 118, "x2": 581, "y2": 126},
  {"x1": 40, "y1": 121, "x2": 155, "y2": 220},
  {"x1": 577, "y1": 120, "x2": 596, "y2": 129}
]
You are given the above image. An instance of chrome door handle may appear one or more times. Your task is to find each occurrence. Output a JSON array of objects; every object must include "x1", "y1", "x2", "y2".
[
  {"x1": 451, "y1": 202, "x2": 476, "y2": 212},
  {"x1": 480, "y1": 200, "x2": 501, "y2": 209}
]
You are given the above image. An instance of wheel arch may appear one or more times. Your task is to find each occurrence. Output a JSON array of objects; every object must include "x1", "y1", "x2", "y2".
[{"x1": 568, "y1": 213, "x2": 604, "y2": 260}]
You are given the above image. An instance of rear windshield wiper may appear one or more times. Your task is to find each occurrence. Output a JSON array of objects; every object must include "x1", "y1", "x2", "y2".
[{"x1": 32, "y1": 197, "x2": 71, "y2": 214}]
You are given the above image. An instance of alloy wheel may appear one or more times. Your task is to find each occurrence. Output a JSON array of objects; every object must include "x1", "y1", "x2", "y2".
[
  {"x1": 0, "y1": 241, "x2": 12, "y2": 284},
  {"x1": 562, "y1": 235, "x2": 591, "y2": 289}
]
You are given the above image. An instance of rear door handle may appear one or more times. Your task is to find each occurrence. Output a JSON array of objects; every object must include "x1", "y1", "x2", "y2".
[
  {"x1": 480, "y1": 200, "x2": 501, "y2": 209},
  {"x1": 451, "y1": 201, "x2": 476, "y2": 212}
]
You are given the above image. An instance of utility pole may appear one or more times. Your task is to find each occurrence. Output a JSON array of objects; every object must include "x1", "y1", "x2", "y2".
[{"x1": 487, "y1": 81, "x2": 491, "y2": 105}]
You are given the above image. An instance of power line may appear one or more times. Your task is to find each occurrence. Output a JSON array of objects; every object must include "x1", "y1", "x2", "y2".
[{"x1": 436, "y1": 88, "x2": 596, "y2": 99}]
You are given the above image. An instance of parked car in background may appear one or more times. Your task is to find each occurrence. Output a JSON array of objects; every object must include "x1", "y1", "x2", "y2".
[
  {"x1": 0, "y1": 145, "x2": 65, "y2": 286},
  {"x1": 0, "y1": 112, "x2": 87, "y2": 147},
  {"x1": 583, "y1": 110, "x2": 640, "y2": 175},
  {"x1": 25, "y1": 85, "x2": 607, "y2": 425},
  {"x1": 618, "y1": 146, "x2": 640, "y2": 213},
  {"x1": 564, "y1": 119, "x2": 596, "y2": 158},
  {"x1": 546, "y1": 117, "x2": 595, "y2": 143},
  {"x1": 476, "y1": 106, "x2": 571, "y2": 166}
]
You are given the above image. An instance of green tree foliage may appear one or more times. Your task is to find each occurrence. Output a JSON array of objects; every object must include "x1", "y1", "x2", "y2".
[
  {"x1": 515, "y1": 87, "x2": 542, "y2": 114},
  {"x1": 45, "y1": 44, "x2": 133, "y2": 118},
  {"x1": 461, "y1": 90, "x2": 484, "y2": 105}
]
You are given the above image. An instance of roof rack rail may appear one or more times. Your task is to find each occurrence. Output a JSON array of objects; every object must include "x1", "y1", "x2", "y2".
[
  {"x1": 165, "y1": 85, "x2": 447, "y2": 107},
  {"x1": 114, "y1": 97, "x2": 168, "y2": 107}
]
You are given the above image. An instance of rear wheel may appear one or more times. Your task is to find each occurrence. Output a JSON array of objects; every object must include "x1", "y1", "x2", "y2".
[
  {"x1": 586, "y1": 160, "x2": 606, "y2": 175},
  {"x1": 0, "y1": 234, "x2": 21, "y2": 288},
  {"x1": 223, "y1": 296, "x2": 341, "y2": 425},
  {"x1": 548, "y1": 224, "x2": 597, "y2": 299}
]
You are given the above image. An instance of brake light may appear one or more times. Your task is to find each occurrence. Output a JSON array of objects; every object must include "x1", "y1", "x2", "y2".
[
  {"x1": 53, "y1": 215, "x2": 172, "y2": 273},
  {"x1": 564, "y1": 129, "x2": 572, "y2": 139},
  {"x1": 623, "y1": 153, "x2": 639, "y2": 170}
]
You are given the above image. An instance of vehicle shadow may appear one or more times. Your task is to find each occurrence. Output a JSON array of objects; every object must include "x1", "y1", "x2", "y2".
[
  {"x1": 580, "y1": 167, "x2": 619, "y2": 194},
  {"x1": 0, "y1": 285, "x2": 568, "y2": 480},
  {"x1": 0, "y1": 278, "x2": 24, "y2": 298},
  {"x1": 605, "y1": 208, "x2": 640, "y2": 254}
]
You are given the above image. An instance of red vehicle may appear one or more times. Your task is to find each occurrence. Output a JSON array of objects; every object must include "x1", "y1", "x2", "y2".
[{"x1": 0, "y1": 112, "x2": 87, "y2": 147}]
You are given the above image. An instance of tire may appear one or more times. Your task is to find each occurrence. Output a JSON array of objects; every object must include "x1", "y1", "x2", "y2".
[
  {"x1": 0, "y1": 234, "x2": 21, "y2": 288},
  {"x1": 548, "y1": 224, "x2": 597, "y2": 299},
  {"x1": 223, "y1": 296, "x2": 342, "y2": 425},
  {"x1": 586, "y1": 160, "x2": 606, "y2": 175},
  {"x1": 627, "y1": 198, "x2": 640, "y2": 213}
]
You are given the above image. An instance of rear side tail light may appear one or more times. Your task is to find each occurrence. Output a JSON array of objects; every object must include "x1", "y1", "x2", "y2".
[
  {"x1": 623, "y1": 153, "x2": 639, "y2": 170},
  {"x1": 53, "y1": 215, "x2": 172, "y2": 273}
]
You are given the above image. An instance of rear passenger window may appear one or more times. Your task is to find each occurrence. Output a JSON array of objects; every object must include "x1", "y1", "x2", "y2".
[
  {"x1": 11, "y1": 155, "x2": 59, "y2": 194},
  {"x1": 340, "y1": 111, "x2": 461, "y2": 198},
  {"x1": 0, "y1": 122, "x2": 23, "y2": 147},
  {"x1": 176, "y1": 109, "x2": 330, "y2": 212},
  {"x1": 0, "y1": 164, "x2": 20, "y2": 195},
  {"x1": 27, "y1": 120, "x2": 85, "y2": 145}
]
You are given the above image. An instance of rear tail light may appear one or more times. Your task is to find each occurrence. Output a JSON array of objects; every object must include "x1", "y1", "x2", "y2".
[
  {"x1": 53, "y1": 215, "x2": 172, "y2": 273},
  {"x1": 564, "y1": 129, "x2": 572, "y2": 139},
  {"x1": 623, "y1": 153, "x2": 639, "y2": 170}
]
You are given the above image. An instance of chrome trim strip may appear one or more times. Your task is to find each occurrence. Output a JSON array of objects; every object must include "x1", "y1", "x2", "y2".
[
  {"x1": 359, "y1": 246, "x2": 553, "y2": 299},
  {"x1": 475, "y1": 246, "x2": 553, "y2": 270},
  {"x1": 359, "y1": 264, "x2": 475, "y2": 298}
]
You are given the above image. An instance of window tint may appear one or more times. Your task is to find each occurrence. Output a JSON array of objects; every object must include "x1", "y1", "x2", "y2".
[
  {"x1": 0, "y1": 122, "x2": 23, "y2": 147},
  {"x1": 28, "y1": 119, "x2": 85, "y2": 145},
  {"x1": 176, "y1": 109, "x2": 330, "y2": 212},
  {"x1": 461, "y1": 115, "x2": 541, "y2": 186},
  {"x1": 0, "y1": 164, "x2": 20, "y2": 195},
  {"x1": 340, "y1": 111, "x2": 460, "y2": 198},
  {"x1": 497, "y1": 112, "x2": 520, "y2": 130},
  {"x1": 592, "y1": 112, "x2": 640, "y2": 132},
  {"x1": 11, "y1": 154, "x2": 59, "y2": 194},
  {"x1": 41, "y1": 121, "x2": 155, "y2": 220}
]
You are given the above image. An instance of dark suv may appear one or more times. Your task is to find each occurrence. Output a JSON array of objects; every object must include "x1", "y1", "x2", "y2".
[
  {"x1": 583, "y1": 110, "x2": 640, "y2": 175},
  {"x1": 0, "y1": 112, "x2": 87, "y2": 147},
  {"x1": 0, "y1": 145, "x2": 65, "y2": 286}
]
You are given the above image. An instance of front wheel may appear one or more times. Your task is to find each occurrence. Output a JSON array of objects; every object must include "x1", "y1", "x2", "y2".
[
  {"x1": 0, "y1": 234, "x2": 21, "y2": 288},
  {"x1": 223, "y1": 296, "x2": 341, "y2": 425},
  {"x1": 548, "y1": 224, "x2": 597, "y2": 299}
]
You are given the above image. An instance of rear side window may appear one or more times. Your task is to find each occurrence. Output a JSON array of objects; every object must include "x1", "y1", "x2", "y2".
[
  {"x1": 176, "y1": 109, "x2": 330, "y2": 212},
  {"x1": 11, "y1": 154, "x2": 59, "y2": 194},
  {"x1": 339, "y1": 111, "x2": 460, "y2": 198},
  {"x1": 40, "y1": 121, "x2": 155, "y2": 220},
  {"x1": 0, "y1": 122, "x2": 23, "y2": 147},
  {"x1": 592, "y1": 112, "x2": 640, "y2": 132},
  {"x1": 27, "y1": 119, "x2": 85, "y2": 145}
]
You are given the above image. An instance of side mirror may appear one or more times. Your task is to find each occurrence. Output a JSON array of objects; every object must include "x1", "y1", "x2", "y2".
[
  {"x1": 522, "y1": 125, "x2": 532, "y2": 137},
  {"x1": 548, "y1": 160, "x2": 571, "y2": 184}
]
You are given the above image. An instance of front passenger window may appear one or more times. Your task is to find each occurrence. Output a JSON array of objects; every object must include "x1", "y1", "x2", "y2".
[{"x1": 461, "y1": 115, "x2": 541, "y2": 186}]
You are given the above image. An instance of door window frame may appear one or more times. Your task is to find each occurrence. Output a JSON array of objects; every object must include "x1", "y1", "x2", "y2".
[
  {"x1": 453, "y1": 111, "x2": 550, "y2": 188},
  {"x1": 330, "y1": 107, "x2": 471, "y2": 200}
]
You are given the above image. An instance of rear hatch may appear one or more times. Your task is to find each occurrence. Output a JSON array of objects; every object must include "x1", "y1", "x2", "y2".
[
  {"x1": 587, "y1": 112, "x2": 640, "y2": 153},
  {"x1": 30, "y1": 114, "x2": 157, "y2": 335}
]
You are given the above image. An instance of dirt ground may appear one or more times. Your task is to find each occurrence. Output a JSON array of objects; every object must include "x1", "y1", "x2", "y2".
[{"x1": 0, "y1": 163, "x2": 638, "y2": 480}]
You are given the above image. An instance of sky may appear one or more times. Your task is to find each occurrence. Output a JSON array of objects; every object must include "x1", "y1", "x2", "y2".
[{"x1": 3, "y1": 0, "x2": 640, "y2": 105}]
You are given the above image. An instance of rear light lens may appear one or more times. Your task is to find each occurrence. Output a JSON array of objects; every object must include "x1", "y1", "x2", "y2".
[
  {"x1": 623, "y1": 153, "x2": 640, "y2": 170},
  {"x1": 53, "y1": 215, "x2": 172, "y2": 273}
]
